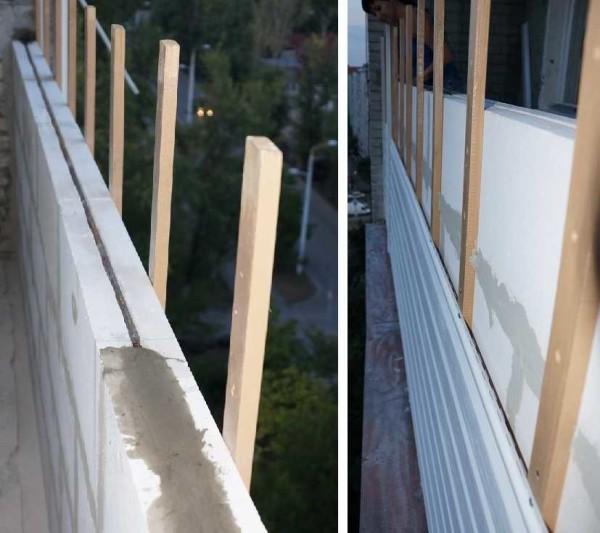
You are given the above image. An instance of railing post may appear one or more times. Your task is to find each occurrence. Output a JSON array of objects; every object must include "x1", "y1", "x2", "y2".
[
  {"x1": 223, "y1": 137, "x2": 283, "y2": 489},
  {"x1": 109, "y1": 24, "x2": 125, "y2": 215},
  {"x1": 84, "y1": 6, "x2": 96, "y2": 154},
  {"x1": 398, "y1": 18, "x2": 405, "y2": 153},
  {"x1": 35, "y1": 0, "x2": 43, "y2": 49},
  {"x1": 415, "y1": 0, "x2": 425, "y2": 202},
  {"x1": 43, "y1": 0, "x2": 51, "y2": 63},
  {"x1": 431, "y1": 0, "x2": 445, "y2": 248},
  {"x1": 528, "y1": 2, "x2": 600, "y2": 528},
  {"x1": 54, "y1": 0, "x2": 62, "y2": 88},
  {"x1": 149, "y1": 40, "x2": 180, "y2": 309},
  {"x1": 458, "y1": 0, "x2": 491, "y2": 326},
  {"x1": 391, "y1": 25, "x2": 398, "y2": 147},
  {"x1": 404, "y1": 5, "x2": 413, "y2": 179},
  {"x1": 68, "y1": 0, "x2": 76, "y2": 115}
]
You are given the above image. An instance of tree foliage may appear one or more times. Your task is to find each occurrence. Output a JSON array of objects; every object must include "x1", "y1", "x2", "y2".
[
  {"x1": 251, "y1": 317, "x2": 337, "y2": 532},
  {"x1": 294, "y1": 34, "x2": 337, "y2": 162},
  {"x1": 83, "y1": 2, "x2": 337, "y2": 530}
]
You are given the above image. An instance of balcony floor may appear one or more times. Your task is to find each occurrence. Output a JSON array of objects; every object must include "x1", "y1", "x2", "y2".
[
  {"x1": 360, "y1": 224, "x2": 427, "y2": 531},
  {"x1": 0, "y1": 255, "x2": 49, "y2": 533}
]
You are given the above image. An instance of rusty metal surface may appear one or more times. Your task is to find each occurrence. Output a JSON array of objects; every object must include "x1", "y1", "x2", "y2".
[{"x1": 359, "y1": 223, "x2": 427, "y2": 532}]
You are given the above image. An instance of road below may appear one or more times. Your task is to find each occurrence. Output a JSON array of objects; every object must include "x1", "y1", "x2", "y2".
[{"x1": 277, "y1": 180, "x2": 338, "y2": 337}]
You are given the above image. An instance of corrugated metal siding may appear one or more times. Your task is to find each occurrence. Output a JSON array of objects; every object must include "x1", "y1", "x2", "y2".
[{"x1": 383, "y1": 140, "x2": 546, "y2": 532}]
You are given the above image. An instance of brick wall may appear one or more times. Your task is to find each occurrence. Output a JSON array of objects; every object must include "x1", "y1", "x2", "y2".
[{"x1": 367, "y1": 15, "x2": 385, "y2": 221}]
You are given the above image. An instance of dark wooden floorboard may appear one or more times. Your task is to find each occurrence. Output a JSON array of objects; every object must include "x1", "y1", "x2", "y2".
[{"x1": 359, "y1": 223, "x2": 428, "y2": 532}]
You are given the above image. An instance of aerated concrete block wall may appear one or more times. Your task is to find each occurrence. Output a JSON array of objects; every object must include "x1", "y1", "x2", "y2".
[{"x1": 7, "y1": 40, "x2": 265, "y2": 532}]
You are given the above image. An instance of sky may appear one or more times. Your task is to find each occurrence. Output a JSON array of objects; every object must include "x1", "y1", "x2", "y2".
[{"x1": 348, "y1": 0, "x2": 367, "y2": 67}]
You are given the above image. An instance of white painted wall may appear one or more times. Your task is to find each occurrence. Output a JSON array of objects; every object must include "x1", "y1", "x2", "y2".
[
  {"x1": 474, "y1": 107, "x2": 574, "y2": 464},
  {"x1": 400, "y1": 78, "x2": 575, "y2": 465},
  {"x1": 8, "y1": 41, "x2": 265, "y2": 532},
  {"x1": 556, "y1": 314, "x2": 600, "y2": 532}
]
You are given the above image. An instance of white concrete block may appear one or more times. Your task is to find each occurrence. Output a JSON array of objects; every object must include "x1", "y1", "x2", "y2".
[
  {"x1": 36, "y1": 342, "x2": 69, "y2": 503},
  {"x1": 473, "y1": 104, "x2": 575, "y2": 463},
  {"x1": 101, "y1": 345, "x2": 266, "y2": 533},
  {"x1": 439, "y1": 95, "x2": 467, "y2": 293},
  {"x1": 100, "y1": 385, "x2": 149, "y2": 533},
  {"x1": 31, "y1": 220, "x2": 48, "y2": 333},
  {"x1": 57, "y1": 206, "x2": 130, "y2": 348},
  {"x1": 15, "y1": 38, "x2": 267, "y2": 533},
  {"x1": 76, "y1": 442, "x2": 96, "y2": 533},
  {"x1": 59, "y1": 471, "x2": 74, "y2": 533},
  {"x1": 87, "y1": 197, "x2": 175, "y2": 343}
]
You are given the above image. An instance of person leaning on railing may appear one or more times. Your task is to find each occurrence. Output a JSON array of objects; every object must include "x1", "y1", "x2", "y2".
[{"x1": 362, "y1": 0, "x2": 462, "y2": 92}]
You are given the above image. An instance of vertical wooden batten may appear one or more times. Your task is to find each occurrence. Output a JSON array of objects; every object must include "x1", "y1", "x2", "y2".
[
  {"x1": 415, "y1": 0, "x2": 425, "y2": 203},
  {"x1": 528, "y1": 2, "x2": 600, "y2": 528},
  {"x1": 53, "y1": 0, "x2": 61, "y2": 86},
  {"x1": 404, "y1": 5, "x2": 413, "y2": 179},
  {"x1": 67, "y1": 0, "x2": 76, "y2": 115},
  {"x1": 223, "y1": 137, "x2": 283, "y2": 489},
  {"x1": 431, "y1": 0, "x2": 445, "y2": 247},
  {"x1": 398, "y1": 17, "x2": 405, "y2": 154},
  {"x1": 84, "y1": 6, "x2": 96, "y2": 154},
  {"x1": 149, "y1": 40, "x2": 179, "y2": 309},
  {"x1": 43, "y1": 0, "x2": 51, "y2": 63},
  {"x1": 391, "y1": 26, "x2": 398, "y2": 147},
  {"x1": 35, "y1": 0, "x2": 42, "y2": 48},
  {"x1": 109, "y1": 25, "x2": 125, "y2": 216},
  {"x1": 458, "y1": 0, "x2": 491, "y2": 325}
]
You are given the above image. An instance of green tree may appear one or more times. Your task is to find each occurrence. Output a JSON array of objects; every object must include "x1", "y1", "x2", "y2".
[
  {"x1": 251, "y1": 316, "x2": 337, "y2": 532},
  {"x1": 252, "y1": 0, "x2": 306, "y2": 57},
  {"x1": 252, "y1": 367, "x2": 337, "y2": 532},
  {"x1": 294, "y1": 34, "x2": 337, "y2": 162}
]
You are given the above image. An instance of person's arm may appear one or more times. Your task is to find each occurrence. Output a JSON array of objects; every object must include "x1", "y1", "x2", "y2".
[{"x1": 422, "y1": 15, "x2": 453, "y2": 81}]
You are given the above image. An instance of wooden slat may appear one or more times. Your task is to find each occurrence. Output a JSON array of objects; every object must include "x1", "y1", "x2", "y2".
[
  {"x1": 35, "y1": 0, "x2": 42, "y2": 47},
  {"x1": 398, "y1": 18, "x2": 405, "y2": 154},
  {"x1": 109, "y1": 25, "x2": 125, "y2": 215},
  {"x1": 68, "y1": 0, "x2": 76, "y2": 115},
  {"x1": 458, "y1": 0, "x2": 491, "y2": 325},
  {"x1": 415, "y1": 0, "x2": 425, "y2": 202},
  {"x1": 223, "y1": 137, "x2": 282, "y2": 489},
  {"x1": 149, "y1": 40, "x2": 180, "y2": 309},
  {"x1": 53, "y1": 0, "x2": 62, "y2": 88},
  {"x1": 404, "y1": 6, "x2": 413, "y2": 178},
  {"x1": 528, "y1": 2, "x2": 600, "y2": 528},
  {"x1": 84, "y1": 6, "x2": 96, "y2": 155},
  {"x1": 43, "y1": 0, "x2": 51, "y2": 62},
  {"x1": 391, "y1": 26, "x2": 398, "y2": 147},
  {"x1": 431, "y1": 0, "x2": 445, "y2": 248}
]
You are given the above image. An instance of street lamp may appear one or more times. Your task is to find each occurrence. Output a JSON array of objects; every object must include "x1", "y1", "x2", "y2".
[{"x1": 296, "y1": 139, "x2": 337, "y2": 275}]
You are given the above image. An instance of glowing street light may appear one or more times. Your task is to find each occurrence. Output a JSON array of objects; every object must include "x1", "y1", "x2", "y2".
[{"x1": 196, "y1": 107, "x2": 215, "y2": 119}]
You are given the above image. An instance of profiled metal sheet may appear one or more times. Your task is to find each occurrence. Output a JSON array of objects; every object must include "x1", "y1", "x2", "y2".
[{"x1": 383, "y1": 140, "x2": 545, "y2": 533}]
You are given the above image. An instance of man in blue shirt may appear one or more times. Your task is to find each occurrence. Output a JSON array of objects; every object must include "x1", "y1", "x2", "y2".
[{"x1": 362, "y1": 0, "x2": 462, "y2": 91}]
